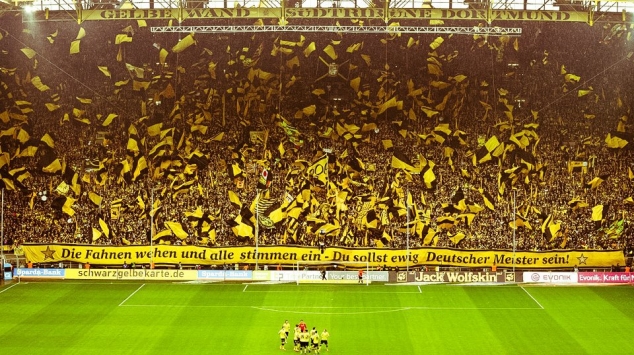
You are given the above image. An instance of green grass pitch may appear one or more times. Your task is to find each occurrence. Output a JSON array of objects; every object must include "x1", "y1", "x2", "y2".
[{"x1": 1, "y1": 281, "x2": 634, "y2": 354}]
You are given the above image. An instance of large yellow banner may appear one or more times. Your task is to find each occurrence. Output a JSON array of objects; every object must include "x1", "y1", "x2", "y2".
[{"x1": 22, "y1": 244, "x2": 624, "y2": 269}]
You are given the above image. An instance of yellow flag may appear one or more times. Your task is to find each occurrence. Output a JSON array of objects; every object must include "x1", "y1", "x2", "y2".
[
  {"x1": 98, "y1": 66, "x2": 111, "y2": 78},
  {"x1": 92, "y1": 228, "x2": 102, "y2": 242},
  {"x1": 115, "y1": 34, "x2": 132, "y2": 44},
  {"x1": 70, "y1": 40, "x2": 81, "y2": 54},
  {"x1": 159, "y1": 48, "x2": 169, "y2": 65},
  {"x1": 133, "y1": 156, "x2": 147, "y2": 180},
  {"x1": 31, "y1": 76, "x2": 50, "y2": 91},
  {"x1": 302, "y1": 105, "x2": 316, "y2": 116},
  {"x1": 377, "y1": 97, "x2": 398, "y2": 115},
  {"x1": 428, "y1": 63, "x2": 442, "y2": 76},
  {"x1": 228, "y1": 190, "x2": 242, "y2": 209},
  {"x1": 40, "y1": 133, "x2": 55, "y2": 148},
  {"x1": 133, "y1": 80, "x2": 150, "y2": 91},
  {"x1": 62, "y1": 196, "x2": 76, "y2": 216},
  {"x1": 307, "y1": 155, "x2": 328, "y2": 184},
  {"x1": 17, "y1": 128, "x2": 30, "y2": 143},
  {"x1": 286, "y1": 56, "x2": 300, "y2": 69},
  {"x1": 172, "y1": 33, "x2": 196, "y2": 53},
  {"x1": 429, "y1": 37, "x2": 444, "y2": 50},
  {"x1": 99, "y1": 218, "x2": 110, "y2": 238},
  {"x1": 127, "y1": 137, "x2": 139, "y2": 152},
  {"x1": 578, "y1": 89, "x2": 592, "y2": 97},
  {"x1": 153, "y1": 229, "x2": 172, "y2": 241},
  {"x1": 449, "y1": 232, "x2": 466, "y2": 245},
  {"x1": 88, "y1": 192, "x2": 103, "y2": 206},
  {"x1": 591, "y1": 205, "x2": 604, "y2": 221},
  {"x1": 323, "y1": 44, "x2": 338, "y2": 60},
  {"x1": 21, "y1": 47, "x2": 36, "y2": 59},
  {"x1": 304, "y1": 42, "x2": 316, "y2": 57},
  {"x1": 0, "y1": 153, "x2": 9, "y2": 169},
  {"x1": 45, "y1": 103, "x2": 60, "y2": 112},
  {"x1": 165, "y1": 221, "x2": 188, "y2": 239},
  {"x1": 211, "y1": 132, "x2": 224, "y2": 141},
  {"x1": 76, "y1": 27, "x2": 86, "y2": 40},
  {"x1": 350, "y1": 77, "x2": 360, "y2": 92},
  {"x1": 42, "y1": 159, "x2": 62, "y2": 174},
  {"x1": 147, "y1": 123, "x2": 163, "y2": 137},
  {"x1": 102, "y1": 113, "x2": 118, "y2": 126}
]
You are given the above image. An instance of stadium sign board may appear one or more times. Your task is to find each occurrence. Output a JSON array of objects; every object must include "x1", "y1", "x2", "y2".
[
  {"x1": 198, "y1": 270, "x2": 252, "y2": 280},
  {"x1": 64, "y1": 269, "x2": 198, "y2": 281},
  {"x1": 389, "y1": 271, "x2": 521, "y2": 283},
  {"x1": 15, "y1": 268, "x2": 65, "y2": 279},
  {"x1": 578, "y1": 272, "x2": 634, "y2": 284},
  {"x1": 523, "y1": 272, "x2": 578, "y2": 284},
  {"x1": 328, "y1": 271, "x2": 389, "y2": 282}
]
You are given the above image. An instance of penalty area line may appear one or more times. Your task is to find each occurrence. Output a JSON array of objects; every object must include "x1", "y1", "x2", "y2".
[
  {"x1": 119, "y1": 283, "x2": 145, "y2": 306},
  {"x1": 520, "y1": 286, "x2": 544, "y2": 309},
  {"x1": 243, "y1": 284, "x2": 248, "y2": 292},
  {"x1": 0, "y1": 283, "x2": 19, "y2": 295}
]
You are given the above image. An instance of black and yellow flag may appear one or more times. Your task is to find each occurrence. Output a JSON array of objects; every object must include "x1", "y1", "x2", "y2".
[
  {"x1": 132, "y1": 156, "x2": 148, "y2": 181},
  {"x1": 307, "y1": 155, "x2": 328, "y2": 184},
  {"x1": 228, "y1": 190, "x2": 242, "y2": 209},
  {"x1": 39, "y1": 149, "x2": 62, "y2": 174},
  {"x1": 474, "y1": 136, "x2": 500, "y2": 165},
  {"x1": 391, "y1": 150, "x2": 419, "y2": 173},
  {"x1": 479, "y1": 188, "x2": 495, "y2": 211}
]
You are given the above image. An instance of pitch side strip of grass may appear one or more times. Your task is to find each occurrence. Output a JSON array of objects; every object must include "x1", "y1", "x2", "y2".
[{"x1": 1, "y1": 282, "x2": 634, "y2": 355}]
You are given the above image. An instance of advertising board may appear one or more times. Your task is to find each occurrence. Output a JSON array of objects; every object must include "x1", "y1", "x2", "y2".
[
  {"x1": 197, "y1": 270, "x2": 252, "y2": 281},
  {"x1": 65, "y1": 268, "x2": 198, "y2": 281},
  {"x1": 15, "y1": 268, "x2": 65, "y2": 279},
  {"x1": 523, "y1": 272, "x2": 578, "y2": 283},
  {"x1": 578, "y1": 272, "x2": 634, "y2": 284},
  {"x1": 389, "y1": 271, "x2": 520, "y2": 283}
]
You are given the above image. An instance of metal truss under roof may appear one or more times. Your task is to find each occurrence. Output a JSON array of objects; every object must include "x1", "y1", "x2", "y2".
[{"x1": 150, "y1": 25, "x2": 522, "y2": 35}]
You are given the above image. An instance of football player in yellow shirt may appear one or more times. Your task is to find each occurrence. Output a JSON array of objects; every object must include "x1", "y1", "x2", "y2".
[
  {"x1": 278, "y1": 326, "x2": 288, "y2": 350},
  {"x1": 299, "y1": 329, "x2": 311, "y2": 354},
  {"x1": 320, "y1": 329, "x2": 330, "y2": 352},
  {"x1": 293, "y1": 324, "x2": 301, "y2": 352},
  {"x1": 311, "y1": 331, "x2": 320, "y2": 353},
  {"x1": 283, "y1": 320, "x2": 291, "y2": 338}
]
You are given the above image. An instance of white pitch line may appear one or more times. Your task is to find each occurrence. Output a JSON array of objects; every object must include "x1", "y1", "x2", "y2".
[
  {"x1": 252, "y1": 306, "x2": 412, "y2": 315},
  {"x1": 120, "y1": 304, "x2": 541, "y2": 310},
  {"x1": 0, "y1": 283, "x2": 18, "y2": 295},
  {"x1": 418, "y1": 285, "x2": 422, "y2": 293},
  {"x1": 13, "y1": 281, "x2": 145, "y2": 285},
  {"x1": 243, "y1": 290, "x2": 420, "y2": 294},
  {"x1": 243, "y1": 284, "x2": 248, "y2": 292},
  {"x1": 119, "y1": 283, "x2": 145, "y2": 306},
  {"x1": 520, "y1": 286, "x2": 544, "y2": 309}
]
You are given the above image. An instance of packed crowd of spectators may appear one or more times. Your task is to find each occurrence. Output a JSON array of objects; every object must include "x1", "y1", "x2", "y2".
[{"x1": 0, "y1": 18, "x2": 632, "y2": 254}]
